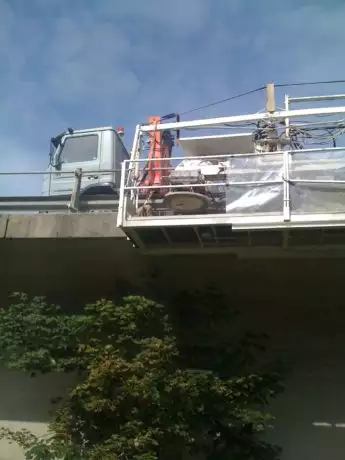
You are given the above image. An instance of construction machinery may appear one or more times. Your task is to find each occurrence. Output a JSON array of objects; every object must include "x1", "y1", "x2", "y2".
[
  {"x1": 116, "y1": 86, "x2": 345, "y2": 254},
  {"x1": 2, "y1": 84, "x2": 345, "y2": 256}
]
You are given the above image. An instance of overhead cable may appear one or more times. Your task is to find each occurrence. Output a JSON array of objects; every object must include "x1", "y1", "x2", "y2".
[{"x1": 178, "y1": 79, "x2": 345, "y2": 116}]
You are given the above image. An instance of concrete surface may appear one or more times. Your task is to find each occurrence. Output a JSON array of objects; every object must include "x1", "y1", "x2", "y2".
[
  {"x1": 0, "y1": 370, "x2": 78, "y2": 460},
  {"x1": 1, "y1": 213, "x2": 345, "y2": 459},
  {"x1": 1, "y1": 290, "x2": 345, "y2": 460},
  {"x1": 4, "y1": 213, "x2": 125, "y2": 239},
  {"x1": 0, "y1": 216, "x2": 8, "y2": 238}
]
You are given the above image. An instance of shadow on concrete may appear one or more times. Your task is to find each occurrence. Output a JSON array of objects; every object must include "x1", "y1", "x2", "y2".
[
  {"x1": 1, "y1": 236, "x2": 345, "y2": 458},
  {"x1": 0, "y1": 369, "x2": 77, "y2": 423}
]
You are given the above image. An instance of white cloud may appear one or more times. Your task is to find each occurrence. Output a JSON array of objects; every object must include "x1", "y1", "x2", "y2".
[{"x1": 1, "y1": 0, "x2": 345, "y2": 195}]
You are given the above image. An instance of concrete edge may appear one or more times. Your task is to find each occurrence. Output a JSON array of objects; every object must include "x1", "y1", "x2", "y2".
[
  {"x1": 0, "y1": 216, "x2": 8, "y2": 239},
  {"x1": 5, "y1": 214, "x2": 126, "y2": 239}
]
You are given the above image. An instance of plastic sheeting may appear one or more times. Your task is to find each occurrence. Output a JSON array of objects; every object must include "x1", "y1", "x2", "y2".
[
  {"x1": 226, "y1": 154, "x2": 284, "y2": 214},
  {"x1": 289, "y1": 150, "x2": 345, "y2": 213},
  {"x1": 225, "y1": 150, "x2": 345, "y2": 215},
  {"x1": 175, "y1": 159, "x2": 227, "y2": 176}
]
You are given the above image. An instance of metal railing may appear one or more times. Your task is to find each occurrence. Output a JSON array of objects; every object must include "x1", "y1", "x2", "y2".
[
  {"x1": 118, "y1": 147, "x2": 345, "y2": 227},
  {"x1": 2, "y1": 146, "x2": 345, "y2": 224},
  {"x1": 0, "y1": 168, "x2": 123, "y2": 213}
]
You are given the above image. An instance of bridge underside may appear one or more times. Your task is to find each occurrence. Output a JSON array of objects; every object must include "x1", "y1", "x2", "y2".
[
  {"x1": 1, "y1": 213, "x2": 345, "y2": 300},
  {"x1": 125, "y1": 223, "x2": 345, "y2": 256},
  {"x1": 1, "y1": 235, "x2": 345, "y2": 301},
  {"x1": 2, "y1": 230, "x2": 345, "y2": 460}
]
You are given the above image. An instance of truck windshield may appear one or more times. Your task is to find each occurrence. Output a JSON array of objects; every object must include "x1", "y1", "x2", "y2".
[{"x1": 59, "y1": 134, "x2": 98, "y2": 163}]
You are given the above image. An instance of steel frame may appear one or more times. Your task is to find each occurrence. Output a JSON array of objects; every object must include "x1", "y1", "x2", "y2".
[
  {"x1": 117, "y1": 95, "x2": 345, "y2": 237},
  {"x1": 0, "y1": 196, "x2": 120, "y2": 213},
  {"x1": 118, "y1": 146, "x2": 345, "y2": 228},
  {"x1": 139, "y1": 104, "x2": 345, "y2": 132},
  {"x1": 125, "y1": 224, "x2": 345, "y2": 257},
  {"x1": 133, "y1": 246, "x2": 345, "y2": 258},
  {"x1": 124, "y1": 221, "x2": 345, "y2": 257},
  {"x1": 2, "y1": 92, "x2": 345, "y2": 255},
  {"x1": 121, "y1": 212, "x2": 345, "y2": 230},
  {"x1": 0, "y1": 168, "x2": 122, "y2": 213}
]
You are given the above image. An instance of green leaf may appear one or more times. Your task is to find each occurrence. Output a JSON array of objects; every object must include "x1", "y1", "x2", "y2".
[{"x1": 0, "y1": 291, "x2": 284, "y2": 460}]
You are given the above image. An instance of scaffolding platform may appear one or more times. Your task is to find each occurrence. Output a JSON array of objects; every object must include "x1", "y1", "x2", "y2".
[
  {"x1": 119, "y1": 222, "x2": 345, "y2": 258},
  {"x1": 117, "y1": 93, "x2": 345, "y2": 256}
]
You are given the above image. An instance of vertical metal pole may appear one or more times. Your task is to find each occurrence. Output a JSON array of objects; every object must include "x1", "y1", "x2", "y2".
[
  {"x1": 69, "y1": 168, "x2": 82, "y2": 212},
  {"x1": 283, "y1": 95, "x2": 291, "y2": 221},
  {"x1": 117, "y1": 160, "x2": 127, "y2": 227},
  {"x1": 266, "y1": 83, "x2": 275, "y2": 113},
  {"x1": 285, "y1": 94, "x2": 290, "y2": 139},
  {"x1": 283, "y1": 152, "x2": 291, "y2": 222},
  {"x1": 130, "y1": 125, "x2": 141, "y2": 201}
]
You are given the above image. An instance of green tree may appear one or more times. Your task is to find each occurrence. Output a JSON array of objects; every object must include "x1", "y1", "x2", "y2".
[{"x1": 0, "y1": 292, "x2": 284, "y2": 459}]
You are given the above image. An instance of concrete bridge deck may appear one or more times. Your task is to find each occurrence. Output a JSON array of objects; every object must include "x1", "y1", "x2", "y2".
[
  {"x1": 1, "y1": 212, "x2": 345, "y2": 304},
  {"x1": 0, "y1": 213, "x2": 125, "y2": 239}
]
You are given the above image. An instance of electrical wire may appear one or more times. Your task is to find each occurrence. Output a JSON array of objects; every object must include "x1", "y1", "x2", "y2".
[
  {"x1": 178, "y1": 79, "x2": 345, "y2": 117},
  {"x1": 148, "y1": 79, "x2": 345, "y2": 152},
  {"x1": 276, "y1": 79, "x2": 345, "y2": 89},
  {"x1": 179, "y1": 86, "x2": 266, "y2": 115}
]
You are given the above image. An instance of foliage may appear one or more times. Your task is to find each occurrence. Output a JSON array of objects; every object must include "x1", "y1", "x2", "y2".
[{"x1": 0, "y1": 291, "x2": 284, "y2": 459}]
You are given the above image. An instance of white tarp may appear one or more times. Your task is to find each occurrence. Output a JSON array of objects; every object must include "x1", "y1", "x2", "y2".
[{"x1": 226, "y1": 150, "x2": 345, "y2": 215}]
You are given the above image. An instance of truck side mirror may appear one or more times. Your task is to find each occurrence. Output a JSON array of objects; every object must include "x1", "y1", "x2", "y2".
[{"x1": 50, "y1": 128, "x2": 72, "y2": 169}]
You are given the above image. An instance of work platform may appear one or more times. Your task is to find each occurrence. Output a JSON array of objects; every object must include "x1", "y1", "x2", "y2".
[
  {"x1": 1, "y1": 89, "x2": 345, "y2": 258},
  {"x1": 117, "y1": 92, "x2": 345, "y2": 255}
]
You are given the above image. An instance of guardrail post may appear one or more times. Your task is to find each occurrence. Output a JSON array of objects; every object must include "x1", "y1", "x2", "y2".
[
  {"x1": 69, "y1": 168, "x2": 82, "y2": 212},
  {"x1": 283, "y1": 152, "x2": 291, "y2": 222},
  {"x1": 117, "y1": 161, "x2": 126, "y2": 227}
]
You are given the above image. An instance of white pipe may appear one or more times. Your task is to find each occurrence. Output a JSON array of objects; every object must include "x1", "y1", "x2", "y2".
[
  {"x1": 120, "y1": 147, "x2": 345, "y2": 163},
  {"x1": 290, "y1": 94, "x2": 345, "y2": 103},
  {"x1": 140, "y1": 106, "x2": 345, "y2": 132}
]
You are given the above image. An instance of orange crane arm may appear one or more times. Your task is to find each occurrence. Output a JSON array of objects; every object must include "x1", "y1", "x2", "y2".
[{"x1": 141, "y1": 116, "x2": 174, "y2": 195}]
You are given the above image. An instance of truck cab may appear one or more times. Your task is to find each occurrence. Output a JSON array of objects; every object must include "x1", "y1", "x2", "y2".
[{"x1": 42, "y1": 127, "x2": 129, "y2": 197}]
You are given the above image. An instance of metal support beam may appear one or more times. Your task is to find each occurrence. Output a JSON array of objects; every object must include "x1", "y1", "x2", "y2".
[
  {"x1": 117, "y1": 161, "x2": 127, "y2": 227},
  {"x1": 283, "y1": 95, "x2": 291, "y2": 222},
  {"x1": 140, "y1": 105, "x2": 345, "y2": 132},
  {"x1": 289, "y1": 94, "x2": 345, "y2": 103},
  {"x1": 131, "y1": 124, "x2": 141, "y2": 179},
  {"x1": 0, "y1": 198, "x2": 120, "y2": 213},
  {"x1": 283, "y1": 152, "x2": 290, "y2": 222},
  {"x1": 284, "y1": 94, "x2": 290, "y2": 139},
  {"x1": 68, "y1": 168, "x2": 82, "y2": 212},
  {"x1": 121, "y1": 212, "x2": 345, "y2": 230}
]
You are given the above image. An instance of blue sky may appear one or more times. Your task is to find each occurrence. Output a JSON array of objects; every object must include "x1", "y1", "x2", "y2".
[{"x1": 1, "y1": 0, "x2": 345, "y2": 195}]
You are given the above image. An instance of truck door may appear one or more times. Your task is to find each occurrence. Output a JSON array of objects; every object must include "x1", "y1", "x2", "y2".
[{"x1": 50, "y1": 132, "x2": 101, "y2": 196}]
